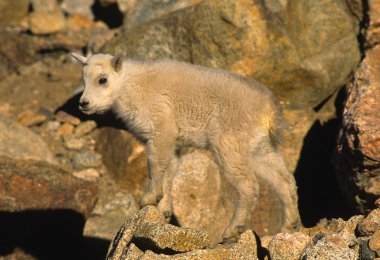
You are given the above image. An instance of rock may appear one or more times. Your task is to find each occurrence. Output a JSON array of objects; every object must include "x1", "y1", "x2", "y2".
[
  {"x1": 302, "y1": 236, "x2": 358, "y2": 260},
  {"x1": 369, "y1": 230, "x2": 380, "y2": 256},
  {"x1": 17, "y1": 110, "x2": 47, "y2": 127},
  {"x1": 172, "y1": 150, "x2": 283, "y2": 244},
  {"x1": 56, "y1": 123, "x2": 75, "y2": 137},
  {"x1": 0, "y1": 115, "x2": 56, "y2": 164},
  {"x1": 73, "y1": 168, "x2": 100, "y2": 181},
  {"x1": 0, "y1": 248, "x2": 38, "y2": 260},
  {"x1": 356, "y1": 209, "x2": 380, "y2": 237},
  {"x1": 122, "y1": 0, "x2": 202, "y2": 29},
  {"x1": 0, "y1": 0, "x2": 29, "y2": 27},
  {"x1": 106, "y1": 206, "x2": 165, "y2": 259},
  {"x1": 61, "y1": 0, "x2": 95, "y2": 18},
  {"x1": 106, "y1": 206, "x2": 257, "y2": 259},
  {"x1": 73, "y1": 151, "x2": 102, "y2": 169},
  {"x1": 134, "y1": 222, "x2": 209, "y2": 252},
  {"x1": 63, "y1": 135, "x2": 85, "y2": 150},
  {"x1": 103, "y1": 0, "x2": 360, "y2": 109},
  {"x1": 335, "y1": 45, "x2": 380, "y2": 213},
  {"x1": 359, "y1": 239, "x2": 377, "y2": 260},
  {"x1": 29, "y1": 0, "x2": 67, "y2": 35},
  {"x1": 67, "y1": 14, "x2": 96, "y2": 31},
  {"x1": 0, "y1": 156, "x2": 97, "y2": 218},
  {"x1": 268, "y1": 232, "x2": 312, "y2": 260},
  {"x1": 55, "y1": 110, "x2": 81, "y2": 126},
  {"x1": 367, "y1": 0, "x2": 380, "y2": 47},
  {"x1": 74, "y1": 120, "x2": 97, "y2": 137},
  {"x1": 84, "y1": 189, "x2": 139, "y2": 240},
  {"x1": 96, "y1": 127, "x2": 148, "y2": 196},
  {"x1": 29, "y1": 12, "x2": 67, "y2": 35}
]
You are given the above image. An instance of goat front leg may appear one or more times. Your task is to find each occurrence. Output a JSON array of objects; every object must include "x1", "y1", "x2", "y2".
[{"x1": 140, "y1": 125, "x2": 177, "y2": 218}]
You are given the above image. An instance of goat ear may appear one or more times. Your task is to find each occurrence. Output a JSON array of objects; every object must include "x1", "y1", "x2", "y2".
[
  {"x1": 71, "y1": 53, "x2": 87, "y2": 66},
  {"x1": 111, "y1": 54, "x2": 124, "y2": 72}
]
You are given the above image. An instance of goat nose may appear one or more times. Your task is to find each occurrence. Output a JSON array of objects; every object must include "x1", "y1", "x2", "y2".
[{"x1": 79, "y1": 99, "x2": 89, "y2": 108}]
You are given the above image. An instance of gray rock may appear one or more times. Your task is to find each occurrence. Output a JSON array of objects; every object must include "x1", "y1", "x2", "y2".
[
  {"x1": 73, "y1": 151, "x2": 102, "y2": 169},
  {"x1": 302, "y1": 237, "x2": 358, "y2": 260},
  {"x1": 84, "y1": 190, "x2": 139, "y2": 240},
  {"x1": 0, "y1": 115, "x2": 56, "y2": 164}
]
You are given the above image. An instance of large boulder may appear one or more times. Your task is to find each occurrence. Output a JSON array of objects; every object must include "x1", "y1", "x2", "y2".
[
  {"x1": 0, "y1": 115, "x2": 56, "y2": 164},
  {"x1": 0, "y1": 156, "x2": 98, "y2": 218},
  {"x1": 335, "y1": 45, "x2": 380, "y2": 213},
  {"x1": 102, "y1": 0, "x2": 360, "y2": 109}
]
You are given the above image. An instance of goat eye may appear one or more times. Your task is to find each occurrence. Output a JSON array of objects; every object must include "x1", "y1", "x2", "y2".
[{"x1": 98, "y1": 77, "x2": 107, "y2": 85}]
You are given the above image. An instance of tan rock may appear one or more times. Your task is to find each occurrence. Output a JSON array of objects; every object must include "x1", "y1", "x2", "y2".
[
  {"x1": 268, "y1": 232, "x2": 312, "y2": 260},
  {"x1": 55, "y1": 110, "x2": 81, "y2": 126},
  {"x1": 357, "y1": 209, "x2": 380, "y2": 237},
  {"x1": 67, "y1": 14, "x2": 96, "y2": 31},
  {"x1": 17, "y1": 110, "x2": 47, "y2": 127},
  {"x1": 29, "y1": 11, "x2": 67, "y2": 35},
  {"x1": 106, "y1": 206, "x2": 165, "y2": 259},
  {"x1": 56, "y1": 123, "x2": 75, "y2": 137},
  {"x1": 172, "y1": 150, "x2": 283, "y2": 244},
  {"x1": 367, "y1": 0, "x2": 380, "y2": 47},
  {"x1": 0, "y1": 0, "x2": 29, "y2": 26},
  {"x1": 134, "y1": 222, "x2": 210, "y2": 252},
  {"x1": 74, "y1": 120, "x2": 97, "y2": 137},
  {"x1": 73, "y1": 168, "x2": 100, "y2": 181},
  {"x1": 369, "y1": 230, "x2": 380, "y2": 255}
]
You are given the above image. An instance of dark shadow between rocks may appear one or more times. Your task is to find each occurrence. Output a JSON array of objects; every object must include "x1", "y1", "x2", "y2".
[
  {"x1": 0, "y1": 210, "x2": 109, "y2": 260},
  {"x1": 294, "y1": 89, "x2": 354, "y2": 227},
  {"x1": 55, "y1": 92, "x2": 126, "y2": 130},
  {"x1": 91, "y1": 0, "x2": 124, "y2": 29}
]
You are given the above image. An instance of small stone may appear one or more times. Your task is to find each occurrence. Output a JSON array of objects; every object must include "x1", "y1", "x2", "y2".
[
  {"x1": 55, "y1": 111, "x2": 81, "y2": 126},
  {"x1": 73, "y1": 168, "x2": 100, "y2": 181},
  {"x1": 45, "y1": 121, "x2": 61, "y2": 132},
  {"x1": 56, "y1": 123, "x2": 75, "y2": 136},
  {"x1": 269, "y1": 232, "x2": 312, "y2": 260},
  {"x1": 0, "y1": 103, "x2": 12, "y2": 116},
  {"x1": 17, "y1": 110, "x2": 47, "y2": 126},
  {"x1": 75, "y1": 120, "x2": 97, "y2": 137},
  {"x1": 63, "y1": 135, "x2": 85, "y2": 150},
  {"x1": 369, "y1": 230, "x2": 380, "y2": 255},
  {"x1": 73, "y1": 151, "x2": 102, "y2": 169},
  {"x1": 360, "y1": 239, "x2": 377, "y2": 260}
]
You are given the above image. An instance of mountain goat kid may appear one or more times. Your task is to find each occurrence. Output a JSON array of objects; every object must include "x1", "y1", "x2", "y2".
[{"x1": 72, "y1": 53, "x2": 301, "y2": 242}]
